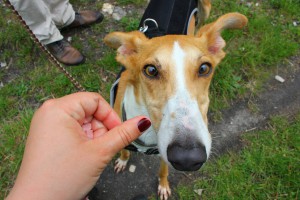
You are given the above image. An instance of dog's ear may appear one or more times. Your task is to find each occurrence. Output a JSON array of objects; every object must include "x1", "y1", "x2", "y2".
[
  {"x1": 196, "y1": 0, "x2": 211, "y2": 27},
  {"x1": 104, "y1": 31, "x2": 148, "y2": 67},
  {"x1": 196, "y1": 13, "x2": 247, "y2": 56}
]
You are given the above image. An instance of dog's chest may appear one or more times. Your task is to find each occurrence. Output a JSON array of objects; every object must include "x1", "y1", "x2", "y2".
[{"x1": 123, "y1": 85, "x2": 158, "y2": 146}]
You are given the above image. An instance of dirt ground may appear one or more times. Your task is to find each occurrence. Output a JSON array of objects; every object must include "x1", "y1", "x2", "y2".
[{"x1": 87, "y1": 56, "x2": 300, "y2": 200}]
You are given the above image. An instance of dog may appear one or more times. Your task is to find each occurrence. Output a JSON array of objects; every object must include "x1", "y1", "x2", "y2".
[{"x1": 104, "y1": 1, "x2": 247, "y2": 199}]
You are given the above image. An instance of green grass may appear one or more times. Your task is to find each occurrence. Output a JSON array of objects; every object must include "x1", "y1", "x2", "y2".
[
  {"x1": 176, "y1": 114, "x2": 300, "y2": 199},
  {"x1": 0, "y1": 110, "x2": 33, "y2": 197},
  {"x1": 116, "y1": 0, "x2": 146, "y2": 6},
  {"x1": 0, "y1": 0, "x2": 300, "y2": 198},
  {"x1": 207, "y1": 0, "x2": 300, "y2": 119}
]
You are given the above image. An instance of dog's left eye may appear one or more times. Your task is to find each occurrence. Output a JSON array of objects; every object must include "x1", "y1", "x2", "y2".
[
  {"x1": 143, "y1": 65, "x2": 159, "y2": 78},
  {"x1": 198, "y1": 63, "x2": 212, "y2": 76}
]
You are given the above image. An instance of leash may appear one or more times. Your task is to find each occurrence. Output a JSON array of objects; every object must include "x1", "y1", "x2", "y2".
[{"x1": 4, "y1": 0, "x2": 86, "y2": 92}]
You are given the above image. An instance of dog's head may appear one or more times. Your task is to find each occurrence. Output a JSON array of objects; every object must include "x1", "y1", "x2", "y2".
[{"x1": 104, "y1": 13, "x2": 247, "y2": 171}]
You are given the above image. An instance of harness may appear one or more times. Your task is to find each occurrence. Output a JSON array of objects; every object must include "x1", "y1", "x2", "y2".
[{"x1": 110, "y1": 0, "x2": 198, "y2": 155}]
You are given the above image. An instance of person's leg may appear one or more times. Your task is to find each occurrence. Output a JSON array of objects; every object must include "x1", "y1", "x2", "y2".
[
  {"x1": 41, "y1": 0, "x2": 75, "y2": 28},
  {"x1": 42, "y1": 0, "x2": 104, "y2": 29},
  {"x1": 9, "y1": 0, "x2": 63, "y2": 45}
]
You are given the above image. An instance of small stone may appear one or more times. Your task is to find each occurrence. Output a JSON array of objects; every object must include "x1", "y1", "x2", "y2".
[
  {"x1": 67, "y1": 36, "x2": 72, "y2": 42},
  {"x1": 0, "y1": 62, "x2": 7, "y2": 68},
  {"x1": 275, "y1": 75, "x2": 285, "y2": 83},
  {"x1": 102, "y1": 3, "x2": 114, "y2": 15},
  {"x1": 129, "y1": 164, "x2": 136, "y2": 173},
  {"x1": 246, "y1": 2, "x2": 252, "y2": 7},
  {"x1": 194, "y1": 189, "x2": 204, "y2": 196},
  {"x1": 102, "y1": 76, "x2": 108, "y2": 82},
  {"x1": 293, "y1": 21, "x2": 298, "y2": 26},
  {"x1": 112, "y1": 6, "x2": 127, "y2": 21}
]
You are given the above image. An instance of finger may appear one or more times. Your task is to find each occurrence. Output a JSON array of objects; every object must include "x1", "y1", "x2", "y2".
[
  {"x1": 92, "y1": 97, "x2": 121, "y2": 130},
  {"x1": 93, "y1": 116, "x2": 151, "y2": 156},
  {"x1": 54, "y1": 92, "x2": 121, "y2": 128},
  {"x1": 54, "y1": 92, "x2": 103, "y2": 122},
  {"x1": 83, "y1": 116, "x2": 93, "y2": 124},
  {"x1": 91, "y1": 119, "x2": 108, "y2": 138}
]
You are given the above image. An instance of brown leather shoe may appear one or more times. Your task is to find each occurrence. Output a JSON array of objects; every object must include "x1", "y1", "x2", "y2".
[
  {"x1": 64, "y1": 11, "x2": 104, "y2": 29},
  {"x1": 46, "y1": 40, "x2": 85, "y2": 66}
]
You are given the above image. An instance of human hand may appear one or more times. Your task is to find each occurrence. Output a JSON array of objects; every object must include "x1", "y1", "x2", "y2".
[{"x1": 7, "y1": 92, "x2": 151, "y2": 200}]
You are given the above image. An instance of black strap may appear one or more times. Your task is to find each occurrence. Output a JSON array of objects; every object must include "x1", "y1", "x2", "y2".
[{"x1": 125, "y1": 144, "x2": 159, "y2": 155}]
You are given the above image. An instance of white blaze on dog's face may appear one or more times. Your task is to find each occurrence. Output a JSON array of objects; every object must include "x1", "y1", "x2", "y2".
[
  {"x1": 104, "y1": 13, "x2": 248, "y2": 171},
  {"x1": 157, "y1": 40, "x2": 212, "y2": 169}
]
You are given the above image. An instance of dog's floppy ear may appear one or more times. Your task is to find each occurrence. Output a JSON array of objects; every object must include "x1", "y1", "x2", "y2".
[
  {"x1": 104, "y1": 31, "x2": 148, "y2": 67},
  {"x1": 196, "y1": 13, "x2": 247, "y2": 56}
]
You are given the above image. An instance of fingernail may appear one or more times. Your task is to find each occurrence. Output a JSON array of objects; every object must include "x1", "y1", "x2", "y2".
[{"x1": 137, "y1": 118, "x2": 151, "y2": 132}]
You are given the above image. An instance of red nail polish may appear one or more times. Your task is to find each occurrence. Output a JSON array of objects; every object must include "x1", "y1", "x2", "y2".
[{"x1": 137, "y1": 118, "x2": 151, "y2": 132}]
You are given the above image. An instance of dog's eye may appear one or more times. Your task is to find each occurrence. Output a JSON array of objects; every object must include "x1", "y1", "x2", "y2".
[
  {"x1": 143, "y1": 65, "x2": 159, "y2": 78},
  {"x1": 198, "y1": 63, "x2": 212, "y2": 76}
]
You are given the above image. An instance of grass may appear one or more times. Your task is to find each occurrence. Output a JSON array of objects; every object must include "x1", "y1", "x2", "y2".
[
  {"x1": 176, "y1": 114, "x2": 300, "y2": 199},
  {"x1": 0, "y1": 0, "x2": 299, "y2": 198},
  {"x1": 207, "y1": 0, "x2": 300, "y2": 119},
  {"x1": 0, "y1": 109, "x2": 33, "y2": 197}
]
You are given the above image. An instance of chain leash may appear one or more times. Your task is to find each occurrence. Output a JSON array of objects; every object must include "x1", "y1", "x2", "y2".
[{"x1": 3, "y1": 0, "x2": 86, "y2": 92}]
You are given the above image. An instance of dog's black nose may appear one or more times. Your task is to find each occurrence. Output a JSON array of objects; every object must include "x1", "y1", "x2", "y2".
[{"x1": 167, "y1": 144, "x2": 207, "y2": 171}]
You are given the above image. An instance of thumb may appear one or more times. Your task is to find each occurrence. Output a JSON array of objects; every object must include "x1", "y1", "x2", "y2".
[{"x1": 93, "y1": 116, "x2": 151, "y2": 156}]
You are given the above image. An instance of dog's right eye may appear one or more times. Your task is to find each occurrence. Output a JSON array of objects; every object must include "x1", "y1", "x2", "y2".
[
  {"x1": 198, "y1": 63, "x2": 212, "y2": 77},
  {"x1": 143, "y1": 65, "x2": 159, "y2": 78}
]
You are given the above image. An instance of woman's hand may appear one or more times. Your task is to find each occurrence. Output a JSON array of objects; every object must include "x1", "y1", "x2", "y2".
[{"x1": 7, "y1": 92, "x2": 151, "y2": 200}]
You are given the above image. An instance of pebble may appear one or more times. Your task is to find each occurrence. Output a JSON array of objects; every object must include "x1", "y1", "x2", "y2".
[
  {"x1": 112, "y1": 6, "x2": 127, "y2": 21},
  {"x1": 194, "y1": 189, "x2": 204, "y2": 196},
  {"x1": 293, "y1": 21, "x2": 298, "y2": 26},
  {"x1": 275, "y1": 75, "x2": 285, "y2": 83},
  {"x1": 0, "y1": 62, "x2": 7, "y2": 68},
  {"x1": 102, "y1": 3, "x2": 114, "y2": 15},
  {"x1": 246, "y1": 2, "x2": 252, "y2": 7},
  {"x1": 129, "y1": 164, "x2": 136, "y2": 173},
  {"x1": 101, "y1": 3, "x2": 127, "y2": 21}
]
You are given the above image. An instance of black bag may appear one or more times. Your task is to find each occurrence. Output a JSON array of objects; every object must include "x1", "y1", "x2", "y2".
[{"x1": 139, "y1": 0, "x2": 198, "y2": 38}]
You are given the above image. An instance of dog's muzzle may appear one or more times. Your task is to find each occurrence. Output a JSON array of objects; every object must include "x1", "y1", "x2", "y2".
[{"x1": 167, "y1": 142, "x2": 207, "y2": 171}]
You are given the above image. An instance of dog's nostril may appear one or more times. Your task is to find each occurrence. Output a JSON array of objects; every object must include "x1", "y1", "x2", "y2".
[{"x1": 167, "y1": 144, "x2": 207, "y2": 171}]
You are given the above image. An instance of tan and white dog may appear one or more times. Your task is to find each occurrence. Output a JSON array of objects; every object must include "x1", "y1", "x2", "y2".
[{"x1": 104, "y1": 2, "x2": 247, "y2": 199}]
